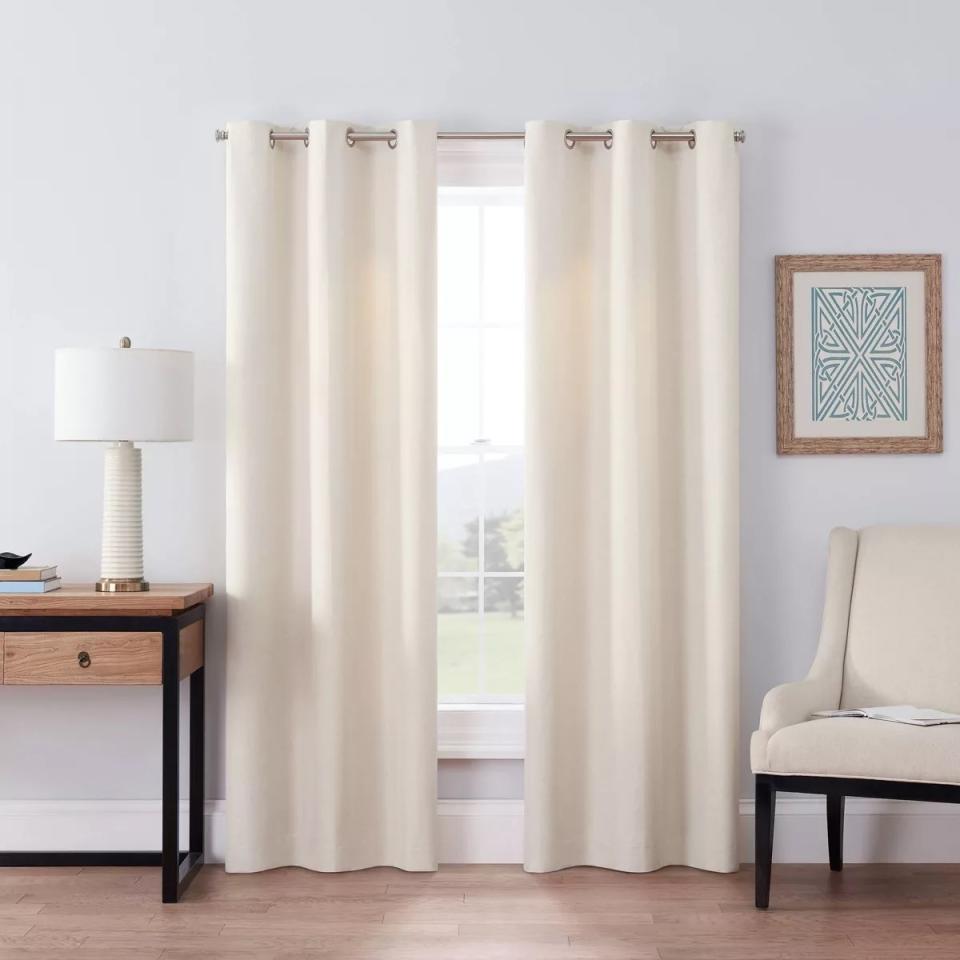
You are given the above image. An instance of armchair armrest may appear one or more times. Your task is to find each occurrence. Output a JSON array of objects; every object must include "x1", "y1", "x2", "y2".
[
  {"x1": 752, "y1": 528, "x2": 857, "y2": 774},
  {"x1": 758, "y1": 675, "x2": 840, "y2": 736},
  {"x1": 758, "y1": 528, "x2": 858, "y2": 737}
]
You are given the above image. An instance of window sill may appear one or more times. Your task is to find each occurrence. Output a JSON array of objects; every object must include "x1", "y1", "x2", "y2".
[{"x1": 437, "y1": 704, "x2": 524, "y2": 760}]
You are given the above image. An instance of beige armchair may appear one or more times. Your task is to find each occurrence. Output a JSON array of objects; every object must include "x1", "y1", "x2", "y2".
[{"x1": 751, "y1": 526, "x2": 960, "y2": 908}]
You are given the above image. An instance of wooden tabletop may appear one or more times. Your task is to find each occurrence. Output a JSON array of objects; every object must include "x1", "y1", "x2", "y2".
[{"x1": 0, "y1": 583, "x2": 214, "y2": 617}]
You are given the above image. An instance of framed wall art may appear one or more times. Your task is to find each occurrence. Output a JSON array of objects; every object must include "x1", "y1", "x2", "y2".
[{"x1": 776, "y1": 254, "x2": 942, "y2": 454}]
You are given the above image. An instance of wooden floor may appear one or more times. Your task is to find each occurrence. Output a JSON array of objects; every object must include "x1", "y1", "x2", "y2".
[{"x1": 0, "y1": 863, "x2": 957, "y2": 958}]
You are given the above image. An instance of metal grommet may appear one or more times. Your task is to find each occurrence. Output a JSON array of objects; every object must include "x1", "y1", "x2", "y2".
[
  {"x1": 387, "y1": 129, "x2": 398, "y2": 150},
  {"x1": 269, "y1": 130, "x2": 276, "y2": 150},
  {"x1": 650, "y1": 129, "x2": 658, "y2": 150},
  {"x1": 564, "y1": 129, "x2": 576, "y2": 150},
  {"x1": 603, "y1": 129, "x2": 613, "y2": 150},
  {"x1": 345, "y1": 127, "x2": 357, "y2": 148},
  {"x1": 688, "y1": 131, "x2": 696, "y2": 150}
]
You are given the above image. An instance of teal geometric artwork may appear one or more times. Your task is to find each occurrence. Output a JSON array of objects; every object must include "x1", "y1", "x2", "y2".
[{"x1": 811, "y1": 286, "x2": 907, "y2": 422}]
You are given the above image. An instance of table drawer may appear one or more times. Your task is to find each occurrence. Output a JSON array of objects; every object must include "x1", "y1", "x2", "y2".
[{"x1": 3, "y1": 632, "x2": 162, "y2": 684}]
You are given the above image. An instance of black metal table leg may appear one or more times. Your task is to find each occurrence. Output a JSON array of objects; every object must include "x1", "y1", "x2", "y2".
[
  {"x1": 190, "y1": 664, "x2": 205, "y2": 860},
  {"x1": 161, "y1": 615, "x2": 205, "y2": 903},
  {"x1": 161, "y1": 622, "x2": 181, "y2": 903}
]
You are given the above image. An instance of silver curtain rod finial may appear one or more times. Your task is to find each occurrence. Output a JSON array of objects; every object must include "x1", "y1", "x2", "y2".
[
  {"x1": 215, "y1": 129, "x2": 229, "y2": 142},
  {"x1": 119, "y1": 336, "x2": 132, "y2": 348},
  {"x1": 734, "y1": 129, "x2": 746, "y2": 144}
]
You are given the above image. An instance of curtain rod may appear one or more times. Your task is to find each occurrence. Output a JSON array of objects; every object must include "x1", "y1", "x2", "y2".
[{"x1": 214, "y1": 128, "x2": 746, "y2": 149}]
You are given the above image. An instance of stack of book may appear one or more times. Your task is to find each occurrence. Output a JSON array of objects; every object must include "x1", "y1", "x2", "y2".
[{"x1": 0, "y1": 565, "x2": 62, "y2": 593}]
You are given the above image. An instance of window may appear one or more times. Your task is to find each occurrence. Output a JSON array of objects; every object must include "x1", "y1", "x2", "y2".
[{"x1": 437, "y1": 163, "x2": 525, "y2": 707}]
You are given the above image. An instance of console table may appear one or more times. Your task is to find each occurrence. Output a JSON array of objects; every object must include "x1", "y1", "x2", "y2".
[{"x1": 0, "y1": 583, "x2": 213, "y2": 903}]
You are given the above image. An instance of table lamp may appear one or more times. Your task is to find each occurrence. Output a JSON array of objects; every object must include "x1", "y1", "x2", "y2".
[{"x1": 54, "y1": 338, "x2": 194, "y2": 592}]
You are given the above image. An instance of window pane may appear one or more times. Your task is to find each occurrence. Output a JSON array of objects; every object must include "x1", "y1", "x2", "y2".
[
  {"x1": 437, "y1": 180, "x2": 525, "y2": 705},
  {"x1": 482, "y1": 327, "x2": 524, "y2": 444},
  {"x1": 439, "y1": 205, "x2": 479, "y2": 326},
  {"x1": 438, "y1": 576, "x2": 481, "y2": 698},
  {"x1": 482, "y1": 205, "x2": 524, "y2": 327},
  {"x1": 438, "y1": 327, "x2": 480, "y2": 444},
  {"x1": 438, "y1": 454, "x2": 479, "y2": 572},
  {"x1": 483, "y1": 452, "x2": 523, "y2": 572},
  {"x1": 483, "y1": 577, "x2": 524, "y2": 697}
]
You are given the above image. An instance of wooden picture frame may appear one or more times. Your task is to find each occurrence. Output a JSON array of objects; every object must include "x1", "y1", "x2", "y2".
[{"x1": 776, "y1": 254, "x2": 942, "y2": 454}]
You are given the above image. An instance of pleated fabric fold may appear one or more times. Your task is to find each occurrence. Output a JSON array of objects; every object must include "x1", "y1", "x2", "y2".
[
  {"x1": 524, "y1": 121, "x2": 740, "y2": 873},
  {"x1": 225, "y1": 120, "x2": 438, "y2": 872}
]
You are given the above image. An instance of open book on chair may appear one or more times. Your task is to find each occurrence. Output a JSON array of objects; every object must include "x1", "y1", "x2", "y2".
[{"x1": 811, "y1": 705, "x2": 960, "y2": 727}]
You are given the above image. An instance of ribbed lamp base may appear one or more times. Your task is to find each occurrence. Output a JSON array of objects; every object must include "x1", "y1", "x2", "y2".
[{"x1": 98, "y1": 442, "x2": 150, "y2": 593}]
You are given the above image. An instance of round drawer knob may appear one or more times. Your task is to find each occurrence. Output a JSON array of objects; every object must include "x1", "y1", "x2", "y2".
[{"x1": 78, "y1": 651, "x2": 91, "y2": 669}]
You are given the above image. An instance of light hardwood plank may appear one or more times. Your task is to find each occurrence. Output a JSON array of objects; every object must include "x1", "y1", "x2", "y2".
[{"x1": 0, "y1": 863, "x2": 953, "y2": 959}]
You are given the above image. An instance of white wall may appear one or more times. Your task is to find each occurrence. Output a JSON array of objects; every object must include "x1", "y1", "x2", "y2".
[{"x1": 2, "y1": 0, "x2": 960, "y2": 811}]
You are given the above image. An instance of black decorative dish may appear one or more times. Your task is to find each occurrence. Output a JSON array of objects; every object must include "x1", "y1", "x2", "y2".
[{"x1": 0, "y1": 552, "x2": 31, "y2": 570}]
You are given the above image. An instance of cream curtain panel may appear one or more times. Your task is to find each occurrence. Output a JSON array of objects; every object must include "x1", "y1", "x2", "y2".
[
  {"x1": 524, "y1": 121, "x2": 740, "y2": 873},
  {"x1": 225, "y1": 120, "x2": 438, "y2": 872}
]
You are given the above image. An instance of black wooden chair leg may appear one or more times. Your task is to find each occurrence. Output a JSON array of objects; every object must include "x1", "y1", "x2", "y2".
[
  {"x1": 827, "y1": 793, "x2": 845, "y2": 872},
  {"x1": 755, "y1": 777, "x2": 776, "y2": 908}
]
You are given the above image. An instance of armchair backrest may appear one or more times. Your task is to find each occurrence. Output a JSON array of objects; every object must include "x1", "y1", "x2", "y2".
[{"x1": 840, "y1": 525, "x2": 960, "y2": 713}]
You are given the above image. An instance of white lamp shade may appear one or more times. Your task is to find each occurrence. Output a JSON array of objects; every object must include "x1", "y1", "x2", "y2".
[{"x1": 55, "y1": 347, "x2": 194, "y2": 441}]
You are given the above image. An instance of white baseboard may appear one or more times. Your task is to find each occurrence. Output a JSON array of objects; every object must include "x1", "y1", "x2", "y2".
[
  {"x1": 0, "y1": 800, "x2": 229, "y2": 863},
  {"x1": 739, "y1": 795, "x2": 960, "y2": 863},
  {"x1": 0, "y1": 800, "x2": 522, "y2": 867},
  {"x1": 437, "y1": 800, "x2": 524, "y2": 862},
  {"x1": 0, "y1": 797, "x2": 956, "y2": 866},
  {"x1": 439, "y1": 797, "x2": 960, "y2": 865}
]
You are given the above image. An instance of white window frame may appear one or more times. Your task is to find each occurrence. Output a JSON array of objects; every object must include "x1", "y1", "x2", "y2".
[
  {"x1": 437, "y1": 141, "x2": 526, "y2": 759},
  {"x1": 437, "y1": 703, "x2": 524, "y2": 760}
]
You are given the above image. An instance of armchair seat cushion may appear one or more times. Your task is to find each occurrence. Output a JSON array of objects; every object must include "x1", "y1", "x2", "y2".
[{"x1": 754, "y1": 717, "x2": 960, "y2": 786}]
